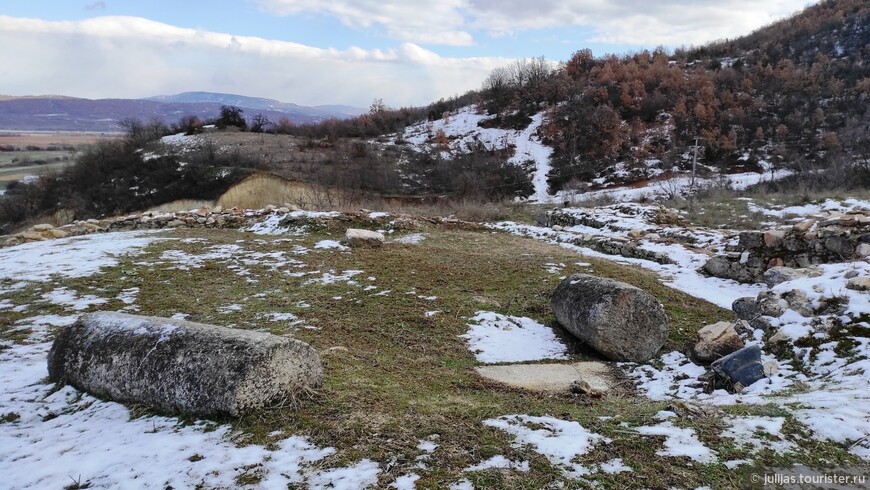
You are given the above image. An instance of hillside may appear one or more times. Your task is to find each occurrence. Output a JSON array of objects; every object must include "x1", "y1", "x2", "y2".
[
  {"x1": 386, "y1": 0, "x2": 869, "y2": 201},
  {"x1": 0, "y1": 93, "x2": 364, "y2": 132}
]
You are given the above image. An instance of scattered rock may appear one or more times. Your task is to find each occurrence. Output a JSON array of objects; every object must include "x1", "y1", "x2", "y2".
[
  {"x1": 667, "y1": 400, "x2": 723, "y2": 419},
  {"x1": 711, "y1": 345, "x2": 765, "y2": 392},
  {"x1": 781, "y1": 289, "x2": 813, "y2": 316},
  {"x1": 569, "y1": 378, "x2": 605, "y2": 397},
  {"x1": 756, "y1": 290, "x2": 787, "y2": 318},
  {"x1": 856, "y1": 243, "x2": 870, "y2": 257},
  {"x1": 763, "y1": 230, "x2": 786, "y2": 248},
  {"x1": 48, "y1": 312, "x2": 323, "y2": 417},
  {"x1": 732, "y1": 297, "x2": 760, "y2": 320},
  {"x1": 44, "y1": 229, "x2": 68, "y2": 239},
  {"x1": 825, "y1": 236, "x2": 854, "y2": 257},
  {"x1": 345, "y1": 228, "x2": 385, "y2": 248},
  {"x1": 749, "y1": 316, "x2": 774, "y2": 333},
  {"x1": 703, "y1": 256, "x2": 733, "y2": 278},
  {"x1": 762, "y1": 266, "x2": 810, "y2": 287},
  {"x1": 551, "y1": 225, "x2": 564, "y2": 232},
  {"x1": 692, "y1": 322, "x2": 744, "y2": 362},
  {"x1": 551, "y1": 274, "x2": 669, "y2": 362},
  {"x1": 846, "y1": 276, "x2": 870, "y2": 292},
  {"x1": 767, "y1": 330, "x2": 790, "y2": 346},
  {"x1": 31, "y1": 223, "x2": 55, "y2": 232}
]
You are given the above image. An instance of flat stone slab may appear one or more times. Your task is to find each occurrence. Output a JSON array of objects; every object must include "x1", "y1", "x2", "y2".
[{"x1": 475, "y1": 362, "x2": 616, "y2": 393}]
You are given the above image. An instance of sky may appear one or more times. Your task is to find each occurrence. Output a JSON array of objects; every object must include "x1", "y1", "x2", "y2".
[{"x1": 0, "y1": 0, "x2": 812, "y2": 108}]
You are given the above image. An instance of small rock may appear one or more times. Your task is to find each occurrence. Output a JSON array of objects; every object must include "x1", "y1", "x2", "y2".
[
  {"x1": 166, "y1": 219, "x2": 186, "y2": 227},
  {"x1": 569, "y1": 378, "x2": 604, "y2": 397},
  {"x1": 667, "y1": 400, "x2": 723, "y2": 419},
  {"x1": 845, "y1": 270, "x2": 860, "y2": 279},
  {"x1": 732, "y1": 297, "x2": 759, "y2": 320},
  {"x1": 846, "y1": 276, "x2": 870, "y2": 292},
  {"x1": 212, "y1": 205, "x2": 223, "y2": 214},
  {"x1": 20, "y1": 232, "x2": 47, "y2": 241},
  {"x1": 711, "y1": 345, "x2": 765, "y2": 392},
  {"x1": 703, "y1": 256, "x2": 732, "y2": 278},
  {"x1": 767, "y1": 330, "x2": 790, "y2": 346},
  {"x1": 767, "y1": 257, "x2": 784, "y2": 267},
  {"x1": 781, "y1": 289, "x2": 812, "y2": 316},
  {"x1": 31, "y1": 223, "x2": 55, "y2": 232},
  {"x1": 825, "y1": 236, "x2": 854, "y2": 257},
  {"x1": 749, "y1": 316, "x2": 774, "y2": 333},
  {"x1": 756, "y1": 290, "x2": 786, "y2": 318},
  {"x1": 762, "y1": 266, "x2": 805, "y2": 287},
  {"x1": 792, "y1": 220, "x2": 815, "y2": 233},
  {"x1": 693, "y1": 322, "x2": 745, "y2": 362},
  {"x1": 44, "y1": 229, "x2": 68, "y2": 239},
  {"x1": 763, "y1": 230, "x2": 786, "y2": 248},
  {"x1": 345, "y1": 228, "x2": 385, "y2": 248},
  {"x1": 856, "y1": 243, "x2": 870, "y2": 258},
  {"x1": 551, "y1": 225, "x2": 564, "y2": 231}
]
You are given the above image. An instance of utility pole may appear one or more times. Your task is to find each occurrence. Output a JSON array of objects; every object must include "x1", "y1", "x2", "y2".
[{"x1": 689, "y1": 136, "x2": 700, "y2": 210}]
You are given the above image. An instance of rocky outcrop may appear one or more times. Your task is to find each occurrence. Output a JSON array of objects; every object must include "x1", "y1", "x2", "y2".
[
  {"x1": 551, "y1": 274, "x2": 670, "y2": 362},
  {"x1": 543, "y1": 205, "x2": 682, "y2": 265},
  {"x1": 2, "y1": 206, "x2": 483, "y2": 248},
  {"x1": 48, "y1": 312, "x2": 323, "y2": 417},
  {"x1": 702, "y1": 210, "x2": 870, "y2": 284}
]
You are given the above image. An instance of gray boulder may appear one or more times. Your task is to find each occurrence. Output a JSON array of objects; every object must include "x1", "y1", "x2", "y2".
[
  {"x1": 702, "y1": 256, "x2": 732, "y2": 278},
  {"x1": 345, "y1": 228, "x2": 385, "y2": 247},
  {"x1": 551, "y1": 274, "x2": 669, "y2": 362},
  {"x1": 48, "y1": 312, "x2": 323, "y2": 417},
  {"x1": 762, "y1": 266, "x2": 822, "y2": 287},
  {"x1": 731, "y1": 297, "x2": 760, "y2": 320}
]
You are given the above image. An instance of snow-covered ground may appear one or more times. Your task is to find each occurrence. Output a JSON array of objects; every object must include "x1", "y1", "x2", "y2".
[
  {"x1": 400, "y1": 106, "x2": 552, "y2": 201},
  {"x1": 0, "y1": 229, "x2": 383, "y2": 489},
  {"x1": 492, "y1": 204, "x2": 765, "y2": 309},
  {"x1": 4, "y1": 202, "x2": 870, "y2": 487},
  {"x1": 491, "y1": 202, "x2": 870, "y2": 461},
  {"x1": 461, "y1": 311, "x2": 568, "y2": 363},
  {"x1": 748, "y1": 197, "x2": 870, "y2": 218},
  {"x1": 556, "y1": 169, "x2": 793, "y2": 204}
]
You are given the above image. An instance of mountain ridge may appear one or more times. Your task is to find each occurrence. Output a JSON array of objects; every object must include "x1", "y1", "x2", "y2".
[{"x1": 0, "y1": 92, "x2": 366, "y2": 132}]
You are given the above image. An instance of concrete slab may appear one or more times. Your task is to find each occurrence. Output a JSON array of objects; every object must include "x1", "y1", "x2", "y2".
[{"x1": 475, "y1": 361, "x2": 616, "y2": 393}]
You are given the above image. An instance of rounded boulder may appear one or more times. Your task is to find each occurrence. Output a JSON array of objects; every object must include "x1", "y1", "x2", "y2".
[{"x1": 551, "y1": 274, "x2": 670, "y2": 362}]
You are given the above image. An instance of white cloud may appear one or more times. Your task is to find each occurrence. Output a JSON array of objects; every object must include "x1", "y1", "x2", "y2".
[
  {"x1": 256, "y1": 0, "x2": 810, "y2": 47},
  {"x1": 0, "y1": 15, "x2": 509, "y2": 106},
  {"x1": 256, "y1": 0, "x2": 474, "y2": 46}
]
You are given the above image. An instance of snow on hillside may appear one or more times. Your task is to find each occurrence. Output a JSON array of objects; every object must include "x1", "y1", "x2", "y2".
[
  {"x1": 398, "y1": 105, "x2": 795, "y2": 205},
  {"x1": 400, "y1": 106, "x2": 553, "y2": 202}
]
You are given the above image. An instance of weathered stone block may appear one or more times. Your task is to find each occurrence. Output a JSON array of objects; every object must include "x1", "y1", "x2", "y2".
[
  {"x1": 48, "y1": 312, "x2": 323, "y2": 417},
  {"x1": 551, "y1": 274, "x2": 669, "y2": 362}
]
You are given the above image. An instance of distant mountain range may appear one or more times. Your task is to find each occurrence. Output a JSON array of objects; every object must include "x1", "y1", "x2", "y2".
[{"x1": 0, "y1": 92, "x2": 367, "y2": 132}]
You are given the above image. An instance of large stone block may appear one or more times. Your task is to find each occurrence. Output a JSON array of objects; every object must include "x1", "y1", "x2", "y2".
[
  {"x1": 551, "y1": 274, "x2": 669, "y2": 362},
  {"x1": 48, "y1": 312, "x2": 323, "y2": 417}
]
